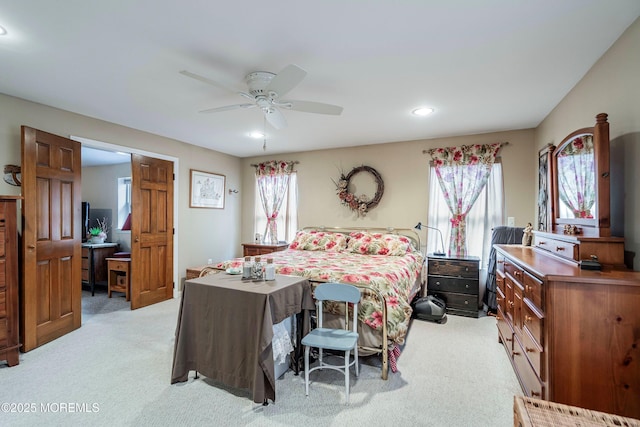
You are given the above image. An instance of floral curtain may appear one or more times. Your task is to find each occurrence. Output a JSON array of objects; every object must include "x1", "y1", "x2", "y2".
[
  {"x1": 255, "y1": 160, "x2": 296, "y2": 244},
  {"x1": 557, "y1": 135, "x2": 595, "y2": 218},
  {"x1": 429, "y1": 143, "x2": 502, "y2": 257}
]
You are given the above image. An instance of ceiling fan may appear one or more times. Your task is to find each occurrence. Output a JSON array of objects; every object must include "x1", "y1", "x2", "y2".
[{"x1": 180, "y1": 64, "x2": 343, "y2": 130}]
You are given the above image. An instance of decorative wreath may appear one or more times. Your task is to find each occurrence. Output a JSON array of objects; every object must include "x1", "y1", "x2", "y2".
[{"x1": 335, "y1": 165, "x2": 384, "y2": 216}]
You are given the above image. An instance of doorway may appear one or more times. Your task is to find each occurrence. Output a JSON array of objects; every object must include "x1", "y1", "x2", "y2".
[{"x1": 75, "y1": 136, "x2": 180, "y2": 312}]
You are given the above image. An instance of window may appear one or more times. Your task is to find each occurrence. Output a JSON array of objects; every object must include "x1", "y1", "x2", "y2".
[
  {"x1": 427, "y1": 161, "x2": 504, "y2": 266},
  {"x1": 254, "y1": 172, "x2": 298, "y2": 242},
  {"x1": 117, "y1": 177, "x2": 132, "y2": 230}
]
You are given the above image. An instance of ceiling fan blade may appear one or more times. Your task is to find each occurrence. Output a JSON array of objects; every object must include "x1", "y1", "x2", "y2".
[
  {"x1": 281, "y1": 100, "x2": 343, "y2": 115},
  {"x1": 264, "y1": 108, "x2": 287, "y2": 130},
  {"x1": 180, "y1": 70, "x2": 252, "y2": 99},
  {"x1": 199, "y1": 103, "x2": 256, "y2": 114},
  {"x1": 265, "y1": 64, "x2": 307, "y2": 98}
]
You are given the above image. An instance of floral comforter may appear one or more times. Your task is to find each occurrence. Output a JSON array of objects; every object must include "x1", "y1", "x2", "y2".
[{"x1": 214, "y1": 248, "x2": 424, "y2": 346}]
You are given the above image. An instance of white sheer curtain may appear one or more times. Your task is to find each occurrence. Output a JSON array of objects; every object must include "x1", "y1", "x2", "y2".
[
  {"x1": 427, "y1": 160, "x2": 504, "y2": 266},
  {"x1": 254, "y1": 173, "x2": 298, "y2": 243}
]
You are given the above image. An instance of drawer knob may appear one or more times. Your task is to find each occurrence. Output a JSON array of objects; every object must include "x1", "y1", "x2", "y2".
[
  {"x1": 531, "y1": 391, "x2": 541, "y2": 397},
  {"x1": 525, "y1": 285, "x2": 531, "y2": 292},
  {"x1": 465, "y1": 284, "x2": 469, "y2": 289},
  {"x1": 556, "y1": 246, "x2": 565, "y2": 251},
  {"x1": 465, "y1": 267, "x2": 469, "y2": 272},
  {"x1": 539, "y1": 241, "x2": 546, "y2": 245},
  {"x1": 525, "y1": 315, "x2": 532, "y2": 323},
  {"x1": 525, "y1": 347, "x2": 536, "y2": 353},
  {"x1": 464, "y1": 301, "x2": 468, "y2": 305},
  {"x1": 435, "y1": 281, "x2": 440, "y2": 286}
]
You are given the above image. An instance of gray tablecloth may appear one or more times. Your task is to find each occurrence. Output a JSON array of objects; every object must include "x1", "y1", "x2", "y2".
[{"x1": 171, "y1": 273, "x2": 314, "y2": 403}]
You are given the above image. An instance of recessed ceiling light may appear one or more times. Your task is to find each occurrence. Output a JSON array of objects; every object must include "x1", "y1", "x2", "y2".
[
  {"x1": 0, "y1": 26, "x2": 7, "y2": 36},
  {"x1": 412, "y1": 107, "x2": 434, "y2": 116},
  {"x1": 249, "y1": 131, "x2": 264, "y2": 139}
]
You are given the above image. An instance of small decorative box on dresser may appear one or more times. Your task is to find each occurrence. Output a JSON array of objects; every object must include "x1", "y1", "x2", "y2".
[
  {"x1": 0, "y1": 196, "x2": 20, "y2": 367},
  {"x1": 427, "y1": 255, "x2": 480, "y2": 318},
  {"x1": 242, "y1": 242, "x2": 289, "y2": 257}
]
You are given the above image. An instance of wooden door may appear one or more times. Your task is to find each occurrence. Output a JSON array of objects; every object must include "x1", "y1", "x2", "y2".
[
  {"x1": 130, "y1": 154, "x2": 174, "y2": 309},
  {"x1": 21, "y1": 126, "x2": 82, "y2": 351}
]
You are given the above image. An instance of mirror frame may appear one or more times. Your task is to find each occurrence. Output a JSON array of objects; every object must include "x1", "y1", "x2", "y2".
[{"x1": 551, "y1": 113, "x2": 610, "y2": 237}]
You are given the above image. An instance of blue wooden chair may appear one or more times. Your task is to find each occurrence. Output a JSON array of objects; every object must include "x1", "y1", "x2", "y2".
[{"x1": 302, "y1": 282, "x2": 360, "y2": 403}]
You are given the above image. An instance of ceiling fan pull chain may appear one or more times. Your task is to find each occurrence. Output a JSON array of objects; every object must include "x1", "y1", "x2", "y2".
[{"x1": 263, "y1": 115, "x2": 267, "y2": 151}]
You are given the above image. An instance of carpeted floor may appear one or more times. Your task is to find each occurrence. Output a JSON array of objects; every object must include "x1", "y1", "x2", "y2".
[{"x1": 0, "y1": 291, "x2": 522, "y2": 426}]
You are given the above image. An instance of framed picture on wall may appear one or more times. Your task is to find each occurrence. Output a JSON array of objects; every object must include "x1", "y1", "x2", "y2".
[
  {"x1": 189, "y1": 169, "x2": 225, "y2": 209},
  {"x1": 537, "y1": 144, "x2": 555, "y2": 231}
]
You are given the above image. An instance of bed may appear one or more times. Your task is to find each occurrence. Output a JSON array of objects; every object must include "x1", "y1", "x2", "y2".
[{"x1": 213, "y1": 227, "x2": 424, "y2": 379}]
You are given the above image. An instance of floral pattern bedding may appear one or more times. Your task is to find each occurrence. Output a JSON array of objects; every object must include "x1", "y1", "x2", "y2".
[{"x1": 214, "y1": 245, "x2": 424, "y2": 346}]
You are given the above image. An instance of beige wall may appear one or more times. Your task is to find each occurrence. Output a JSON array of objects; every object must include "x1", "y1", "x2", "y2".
[
  {"x1": 535, "y1": 17, "x2": 640, "y2": 269},
  {"x1": 241, "y1": 129, "x2": 536, "y2": 248},
  {"x1": 0, "y1": 93, "x2": 243, "y2": 287}
]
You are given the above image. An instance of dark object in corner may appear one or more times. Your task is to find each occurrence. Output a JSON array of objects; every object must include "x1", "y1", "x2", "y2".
[
  {"x1": 580, "y1": 260, "x2": 601, "y2": 270},
  {"x1": 412, "y1": 295, "x2": 447, "y2": 323}
]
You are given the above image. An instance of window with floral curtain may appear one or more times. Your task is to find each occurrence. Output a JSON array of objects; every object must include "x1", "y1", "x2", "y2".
[
  {"x1": 254, "y1": 172, "x2": 298, "y2": 243},
  {"x1": 253, "y1": 160, "x2": 297, "y2": 244},
  {"x1": 428, "y1": 160, "x2": 504, "y2": 266},
  {"x1": 427, "y1": 143, "x2": 503, "y2": 257}
]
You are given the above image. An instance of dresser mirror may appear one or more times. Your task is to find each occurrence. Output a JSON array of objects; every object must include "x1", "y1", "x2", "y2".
[{"x1": 551, "y1": 113, "x2": 611, "y2": 238}]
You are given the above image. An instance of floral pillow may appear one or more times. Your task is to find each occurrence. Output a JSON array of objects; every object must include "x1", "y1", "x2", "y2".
[
  {"x1": 346, "y1": 232, "x2": 412, "y2": 256},
  {"x1": 288, "y1": 230, "x2": 348, "y2": 252}
]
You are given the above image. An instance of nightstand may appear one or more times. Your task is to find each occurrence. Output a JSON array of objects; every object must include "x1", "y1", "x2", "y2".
[
  {"x1": 242, "y1": 242, "x2": 289, "y2": 257},
  {"x1": 426, "y1": 255, "x2": 480, "y2": 318}
]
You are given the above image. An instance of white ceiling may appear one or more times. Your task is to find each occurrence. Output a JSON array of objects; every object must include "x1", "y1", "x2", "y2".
[{"x1": 1, "y1": 1, "x2": 639, "y2": 158}]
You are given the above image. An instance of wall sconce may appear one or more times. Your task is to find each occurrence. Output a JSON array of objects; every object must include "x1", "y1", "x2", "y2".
[
  {"x1": 3, "y1": 165, "x2": 21, "y2": 186},
  {"x1": 228, "y1": 189, "x2": 239, "y2": 194}
]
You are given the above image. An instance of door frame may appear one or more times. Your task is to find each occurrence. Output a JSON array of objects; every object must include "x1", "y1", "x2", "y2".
[{"x1": 72, "y1": 135, "x2": 180, "y2": 297}]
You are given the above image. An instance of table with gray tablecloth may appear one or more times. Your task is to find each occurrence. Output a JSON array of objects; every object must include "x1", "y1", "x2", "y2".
[{"x1": 171, "y1": 273, "x2": 314, "y2": 403}]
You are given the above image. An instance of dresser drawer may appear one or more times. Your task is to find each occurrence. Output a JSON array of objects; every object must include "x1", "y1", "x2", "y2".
[
  {"x1": 513, "y1": 334, "x2": 544, "y2": 399},
  {"x1": 427, "y1": 276, "x2": 478, "y2": 295},
  {"x1": 82, "y1": 247, "x2": 90, "y2": 258},
  {"x1": 523, "y1": 271, "x2": 543, "y2": 311},
  {"x1": 523, "y1": 300, "x2": 543, "y2": 347},
  {"x1": 0, "y1": 318, "x2": 7, "y2": 347},
  {"x1": 0, "y1": 258, "x2": 5, "y2": 289},
  {"x1": 522, "y1": 325, "x2": 544, "y2": 381},
  {"x1": 504, "y1": 261, "x2": 524, "y2": 285},
  {"x1": 497, "y1": 305, "x2": 513, "y2": 351},
  {"x1": 534, "y1": 235, "x2": 578, "y2": 262},
  {"x1": 0, "y1": 289, "x2": 6, "y2": 318},
  {"x1": 496, "y1": 274, "x2": 507, "y2": 315},
  {"x1": 428, "y1": 259, "x2": 478, "y2": 279},
  {"x1": 0, "y1": 227, "x2": 5, "y2": 258}
]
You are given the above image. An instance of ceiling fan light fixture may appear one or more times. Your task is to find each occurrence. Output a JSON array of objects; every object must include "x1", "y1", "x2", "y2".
[
  {"x1": 249, "y1": 131, "x2": 264, "y2": 139},
  {"x1": 412, "y1": 107, "x2": 434, "y2": 116},
  {"x1": 0, "y1": 25, "x2": 7, "y2": 36}
]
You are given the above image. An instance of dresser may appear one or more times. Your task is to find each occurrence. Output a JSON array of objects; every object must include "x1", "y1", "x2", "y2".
[
  {"x1": 494, "y1": 244, "x2": 640, "y2": 419},
  {"x1": 81, "y1": 243, "x2": 119, "y2": 295},
  {"x1": 242, "y1": 242, "x2": 289, "y2": 257},
  {"x1": 0, "y1": 197, "x2": 20, "y2": 366},
  {"x1": 426, "y1": 255, "x2": 480, "y2": 318}
]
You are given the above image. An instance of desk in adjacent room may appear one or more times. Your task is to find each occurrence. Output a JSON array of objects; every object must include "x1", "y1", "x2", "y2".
[{"x1": 170, "y1": 273, "x2": 314, "y2": 404}]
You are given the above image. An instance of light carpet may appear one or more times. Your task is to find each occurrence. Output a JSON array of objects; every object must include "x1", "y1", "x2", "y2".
[{"x1": 0, "y1": 290, "x2": 522, "y2": 426}]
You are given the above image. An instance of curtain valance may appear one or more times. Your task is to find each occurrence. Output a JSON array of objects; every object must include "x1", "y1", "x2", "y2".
[
  {"x1": 252, "y1": 160, "x2": 297, "y2": 176},
  {"x1": 425, "y1": 143, "x2": 504, "y2": 166}
]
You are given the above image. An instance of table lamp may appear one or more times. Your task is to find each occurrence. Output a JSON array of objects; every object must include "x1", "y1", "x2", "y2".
[{"x1": 414, "y1": 222, "x2": 446, "y2": 256}]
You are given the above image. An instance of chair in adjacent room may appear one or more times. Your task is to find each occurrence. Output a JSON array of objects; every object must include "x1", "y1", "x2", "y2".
[{"x1": 302, "y1": 282, "x2": 360, "y2": 403}]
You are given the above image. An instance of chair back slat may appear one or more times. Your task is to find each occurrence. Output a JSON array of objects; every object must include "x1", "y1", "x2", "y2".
[{"x1": 314, "y1": 283, "x2": 360, "y2": 332}]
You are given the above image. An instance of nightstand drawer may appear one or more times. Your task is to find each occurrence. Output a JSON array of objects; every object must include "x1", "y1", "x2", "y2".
[
  {"x1": 428, "y1": 259, "x2": 479, "y2": 279},
  {"x1": 431, "y1": 291, "x2": 478, "y2": 315},
  {"x1": 427, "y1": 276, "x2": 478, "y2": 295}
]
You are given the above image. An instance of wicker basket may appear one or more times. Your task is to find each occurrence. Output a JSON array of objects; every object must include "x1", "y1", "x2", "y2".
[{"x1": 514, "y1": 396, "x2": 640, "y2": 427}]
